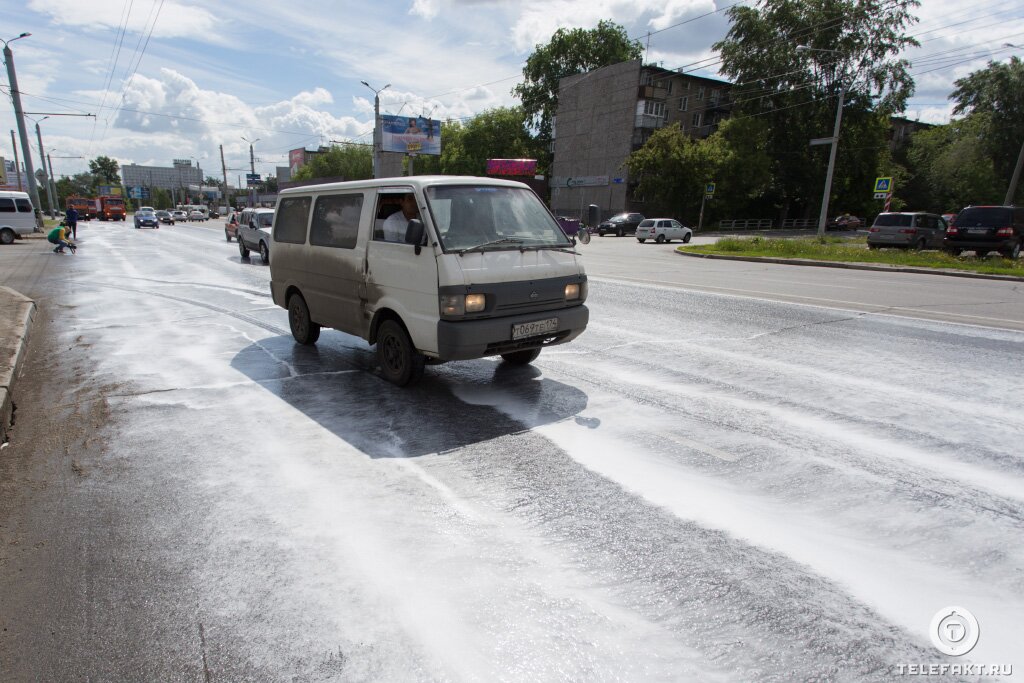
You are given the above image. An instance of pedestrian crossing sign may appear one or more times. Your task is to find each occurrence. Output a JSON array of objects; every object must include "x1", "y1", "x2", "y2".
[{"x1": 873, "y1": 177, "x2": 893, "y2": 193}]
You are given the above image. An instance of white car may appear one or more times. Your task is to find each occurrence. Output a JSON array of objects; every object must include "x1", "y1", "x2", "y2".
[
  {"x1": 172, "y1": 210, "x2": 188, "y2": 222},
  {"x1": 635, "y1": 218, "x2": 692, "y2": 243}
]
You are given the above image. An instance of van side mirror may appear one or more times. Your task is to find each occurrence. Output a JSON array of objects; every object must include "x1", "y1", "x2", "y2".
[{"x1": 406, "y1": 219, "x2": 425, "y2": 255}]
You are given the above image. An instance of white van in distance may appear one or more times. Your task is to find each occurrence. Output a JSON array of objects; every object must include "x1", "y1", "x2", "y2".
[
  {"x1": 0, "y1": 191, "x2": 38, "y2": 244},
  {"x1": 270, "y1": 176, "x2": 589, "y2": 385}
]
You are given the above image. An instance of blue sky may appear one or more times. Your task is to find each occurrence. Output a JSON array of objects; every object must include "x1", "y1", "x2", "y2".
[{"x1": 1, "y1": 0, "x2": 1022, "y2": 183}]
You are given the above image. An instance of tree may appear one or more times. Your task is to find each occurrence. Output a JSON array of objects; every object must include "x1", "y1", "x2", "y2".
[
  {"x1": 514, "y1": 20, "x2": 642, "y2": 169},
  {"x1": 950, "y1": 56, "x2": 1024, "y2": 201},
  {"x1": 905, "y1": 114, "x2": 1003, "y2": 210},
  {"x1": 264, "y1": 175, "x2": 278, "y2": 193},
  {"x1": 292, "y1": 144, "x2": 372, "y2": 182},
  {"x1": 151, "y1": 187, "x2": 172, "y2": 210},
  {"x1": 713, "y1": 0, "x2": 919, "y2": 220},
  {"x1": 88, "y1": 155, "x2": 121, "y2": 184},
  {"x1": 416, "y1": 107, "x2": 542, "y2": 176},
  {"x1": 204, "y1": 175, "x2": 221, "y2": 186}
]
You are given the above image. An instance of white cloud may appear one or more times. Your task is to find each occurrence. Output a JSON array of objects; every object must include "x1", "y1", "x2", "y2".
[
  {"x1": 410, "y1": 0, "x2": 440, "y2": 19},
  {"x1": 27, "y1": 0, "x2": 222, "y2": 40}
]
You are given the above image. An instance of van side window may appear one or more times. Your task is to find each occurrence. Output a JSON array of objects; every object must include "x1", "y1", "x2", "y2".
[
  {"x1": 15, "y1": 199, "x2": 32, "y2": 213},
  {"x1": 274, "y1": 196, "x2": 311, "y2": 244},
  {"x1": 311, "y1": 194, "x2": 363, "y2": 249},
  {"x1": 0, "y1": 199, "x2": 15, "y2": 213}
]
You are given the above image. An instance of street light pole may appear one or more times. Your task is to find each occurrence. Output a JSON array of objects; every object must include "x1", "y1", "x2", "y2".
[
  {"x1": 241, "y1": 136, "x2": 260, "y2": 206},
  {"x1": 361, "y1": 80, "x2": 390, "y2": 179},
  {"x1": 33, "y1": 117, "x2": 57, "y2": 218},
  {"x1": 797, "y1": 45, "x2": 849, "y2": 237},
  {"x1": 3, "y1": 32, "x2": 43, "y2": 225}
]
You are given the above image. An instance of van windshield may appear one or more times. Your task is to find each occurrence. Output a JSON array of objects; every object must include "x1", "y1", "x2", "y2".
[{"x1": 425, "y1": 185, "x2": 572, "y2": 252}]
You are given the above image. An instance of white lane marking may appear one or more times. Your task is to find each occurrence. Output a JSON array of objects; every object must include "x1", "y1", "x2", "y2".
[{"x1": 589, "y1": 275, "x2": 1024, "y2": 328}]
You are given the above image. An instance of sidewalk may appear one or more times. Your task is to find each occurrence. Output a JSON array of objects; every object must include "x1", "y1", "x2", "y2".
[{"x1": 0, "y1": 286, "x2": 36, "y2": 444}]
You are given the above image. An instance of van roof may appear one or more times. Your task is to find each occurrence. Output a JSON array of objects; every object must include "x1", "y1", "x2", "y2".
[
  {"x1": 278, "y1": 175, "x2": 531, "y2": 197},
  {"x1": 0, "y1": 190, "x2": 30, "y2": 199}
]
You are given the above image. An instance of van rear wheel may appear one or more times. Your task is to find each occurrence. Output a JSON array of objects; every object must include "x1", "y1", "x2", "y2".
[
  {"x1": 0, "y1": 228, "x2": 16, "y2": 245},
  {"x1": 288, "y1": 294, "x2": 320, "y2": 345},
  {"x1": 501, "y1": 348, "x2": 541, "y2": 365},
  {"x1": 377, "y1": 320, "x2": 425, "y2": 386}
]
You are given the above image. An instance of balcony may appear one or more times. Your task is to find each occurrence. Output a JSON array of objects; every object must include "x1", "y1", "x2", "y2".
[
  {"x1": 634, "y1": 113, "x2": 665, "y2": 130},
  {"x1": 637, "y1": 85, "x2": 668, "y2": 101}
]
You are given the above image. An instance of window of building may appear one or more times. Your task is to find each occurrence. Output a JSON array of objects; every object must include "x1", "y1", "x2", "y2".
[
  {"x1": 643, "y1": 100, "x2": 666, "y2": 118},
  {"x1": 679, "y1": 96, "x2": 688, "y2": 112},
  {"x1": 709, "y1": 89, "x2": 719, "y2": 104},
  {"x1": 692, "y1": 112, "x2": 702, "y2": 127},
  {"x1": 641, "y1": 72, "x2": 652, "y2": 86},
  {"x1": 697, "y1": 86, "x2": 705, "y2": 101},
  {"x1": 274, "y1": 196, "x2": 312, "y2": 244},
  {"x1": 667, "y1": 81, "x2": 673, "y2": 94},
  {"x1": 311, "y1": 193, "x2": 363, "y2": 248}
]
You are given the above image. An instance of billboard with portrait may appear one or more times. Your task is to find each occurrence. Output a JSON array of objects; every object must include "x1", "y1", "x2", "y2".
[
  {"x1": 381, "y1": 115, "x2": 441, "y2": 155},
  {"x1": 289, "y1": 148, "x2": 307, "y2": 175}
]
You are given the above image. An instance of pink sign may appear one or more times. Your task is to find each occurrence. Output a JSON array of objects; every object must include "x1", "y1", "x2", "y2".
[{"x1": 486, "y1": 159, "x2": 537, "y2": 176}]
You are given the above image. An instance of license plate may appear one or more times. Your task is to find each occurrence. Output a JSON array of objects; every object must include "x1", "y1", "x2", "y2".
[
  {"x1": 968, "y1": 228, "x2": 988, "y2": 234},
  {"x1": 512, "y1": 317, "x2": 558, "y2": 340}
]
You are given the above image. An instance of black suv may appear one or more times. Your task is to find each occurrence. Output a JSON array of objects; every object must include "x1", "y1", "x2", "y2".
[
  {"x1": 944, "y1": 205, "x2": 1024, "y2": 258},
  {"x1": 597, "y1": 212, "x2": 645, "y2": 237}
]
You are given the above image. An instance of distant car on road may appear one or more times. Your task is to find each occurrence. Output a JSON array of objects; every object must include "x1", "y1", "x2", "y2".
[
  {"x1": 171, "y1": 210, "x2": 188, "y2": 222},
  {"x1": 224, "y1": 211, "x2": 240, "y2": 242},
  {"x1": 635, "y1": 218, "x2": 692, "y2": 243},
  {"x1": 208, "y1": 210, "x2": 220, "y2": 219},
  {"x1": 155, "y1": 210, "x2": 174, "y2": 225},
  {"x1": 867, "y1": 212, "x2": 946, "y2": 250},
  {"x1": 134, "y1": 210, "x2": 159, "y2": 229},
  {"x1": 188, "y1": 210, "x2": 207, "y2": 222},
  {"x1": 827, "y1": 214, "x2": 863, "y2": 230},
  {"x1": 597, "y1": 212, "x2": 645, "y2": 237}
]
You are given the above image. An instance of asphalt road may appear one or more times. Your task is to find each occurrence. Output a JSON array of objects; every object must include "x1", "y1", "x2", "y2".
[{"x1": 1, "y1": 221, "x2": 1021, "y2": 681}]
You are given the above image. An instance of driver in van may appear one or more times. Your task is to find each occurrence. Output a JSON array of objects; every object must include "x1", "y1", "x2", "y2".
[{"x1": 382, "y1": 193, "x2": 419, "y2": 242}]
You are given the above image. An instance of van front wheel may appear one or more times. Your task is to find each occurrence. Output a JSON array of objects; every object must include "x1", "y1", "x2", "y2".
[
  {"x1": 0, "y1": 228, "x2": 15, "y2": 245},
  {"x1": 377, "y1": 320, "x2": 425, "y2": 386},
  {"x1": 501, "y1": 348, "x2": 541, "y2": 365},
  {"x1": 288, "y1": 294, "x2": 320, "y2": 345}
]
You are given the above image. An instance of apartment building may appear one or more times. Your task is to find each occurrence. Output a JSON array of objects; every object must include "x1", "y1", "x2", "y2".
[{"x1": 550, "y1": 59, "x2": 731, "y2": 220}]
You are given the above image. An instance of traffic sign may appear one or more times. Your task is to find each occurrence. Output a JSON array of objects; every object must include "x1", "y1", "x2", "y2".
[
  {"x1": 705, "y1": 194, "x2": 714, "y2": 200},
  {"x1": 246, "y1": 173, "x2": 261, "y2": 187},
  {"x1": 873, "y1": 177, "x2": 893, "y2": 193},
  {"x1": 873, "y1": 192, "x2": 888, "y2": 200},
  {"x1": 705, "y1": 182, "x2": 716, "y2": 195}
]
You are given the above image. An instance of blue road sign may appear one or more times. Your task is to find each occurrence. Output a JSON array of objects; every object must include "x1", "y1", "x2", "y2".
[
  {"x1": 705, "y1": 182, "x2": 716, "y2": 194},
  {"x1": 874, "y1": 177, "x2": 893, "y2": 193}
]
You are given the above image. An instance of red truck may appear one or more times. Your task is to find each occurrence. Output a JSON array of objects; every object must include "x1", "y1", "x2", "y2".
[
  {"x1": 65, "y1": 196, "x2": 98, "y2": 220},
  {"x1": 97, "y1": 195, "x2": 126, "y2": 221}
]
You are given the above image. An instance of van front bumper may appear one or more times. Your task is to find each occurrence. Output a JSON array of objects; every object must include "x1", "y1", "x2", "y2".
[{"x1": 437, "y1": 305, "x2": 589, "y2": 360}]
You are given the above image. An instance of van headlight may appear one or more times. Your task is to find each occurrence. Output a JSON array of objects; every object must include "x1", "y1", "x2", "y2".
[
  {"x1": 565, "y1": 283, "x2": 581, "y2": 300},
  {"x1": 440, "y1": 293, "x2": 487, "y2": 316}
]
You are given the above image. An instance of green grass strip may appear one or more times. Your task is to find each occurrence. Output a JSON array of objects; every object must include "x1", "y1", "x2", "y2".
[{"x1": 678, "y1": 236, "x2": 1024, "y2": 277}]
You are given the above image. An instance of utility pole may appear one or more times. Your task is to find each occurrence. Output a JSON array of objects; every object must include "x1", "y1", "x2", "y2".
[
  {"x1": 220, "y1": 144, "x2": 229, "y2": 210},
  {"x1": 34, "y1": 118, "x2": 57, "y2": 217},
  {"x1": 3, "y1": 33, "x2": 43, "y2": 225},
  {"x1": 10, "y1": 130, "x2": 22, "y2": 191},
  {"x1": 241, "y1": 136, "x2": 260, "y2": 207},
  {"x1": 46, "y1": 153, "x2": 58, "y2": 215},
  {"x1": 361, "y1": 81, "x2": 390, "y2": 179}
]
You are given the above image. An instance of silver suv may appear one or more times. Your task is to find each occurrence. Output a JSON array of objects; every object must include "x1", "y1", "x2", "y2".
[{"x1": 867, "y1": 212, "x2": 947, "y2": 250}]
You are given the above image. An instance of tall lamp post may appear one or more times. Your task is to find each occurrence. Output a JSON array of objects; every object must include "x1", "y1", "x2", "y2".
[
  {"x1": 797, "y1": 44, "x2": 850, "y2": 237},
  {"x1": 360, "y1": 80, "x2": 390, "y2": 179},
  {"x1": 30, "y1": 115, "x2": 58, "y2": 218},
  {"x1": 2, "y1": 32, "x2": 43, "y2": 226},
  {"x1": 240, "y1": 136, "x2": 260, "y2": 206}
]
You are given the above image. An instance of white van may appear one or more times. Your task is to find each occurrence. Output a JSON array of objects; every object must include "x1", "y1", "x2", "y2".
[
  {"x1": 270, "y1": 176, "x2": 589, "y2": 385},
  {"x1": 0, "y1": 191, "x2": 38, "y2": 244}
]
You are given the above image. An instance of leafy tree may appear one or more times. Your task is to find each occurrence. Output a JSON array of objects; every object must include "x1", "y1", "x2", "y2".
[
  {"x1": 204, "y1": 175, "x2": 221, "y2": 186},
  {"x1": 292, "y1": 144, "x2": 372, "y2": 181},
  {"x1": 88, "y1": 155, "x2": 121, "y2": 184},
  {"x1": 713, "y1": 0, "x2": 919, "y2": 220},
  {"x1": 514, "y1": 20, "x2": 642, "y2": 170},
  {"x1": 905, "y1": 114, "x2": 1003, "y2": 210},
  {"x1": 416, "y1": 107, "x2": 542, "y2": 176},
  {"x1": 950, "y1": 56, "x2": 1024, "y2": 201},
  {"x1": 151, "y1": 187, "x2": 172, "y2": 210},
  {"x1": 264, "y1": 175, "x2": 278, "y2": 193}
]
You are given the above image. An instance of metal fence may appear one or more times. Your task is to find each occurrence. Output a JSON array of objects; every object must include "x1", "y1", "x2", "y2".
[
  {"x1": 718, "y1": 219, "x2": 774, "y2": 230},
  {"x1": 780, "y1": 218, "x2": 816, "y2": 229}
]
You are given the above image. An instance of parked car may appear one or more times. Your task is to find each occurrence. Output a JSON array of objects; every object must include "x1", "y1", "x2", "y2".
[
  {"x1": 943, "y1": 205, "x2": 1024, "y2": 258},
  {"x1": 134, "y1": 210, "x2": 160, "y2": 229},
  {"x1": 224, "y1": 211, "x2": 240, "y2": 242},
  {"x1": 0, "y1": 190, "x2": 38, "y2": 245},
  {"x1": 827, "y1": 214, "x2": 863, "y2": 230},
  {"x1": 635, "y1": 218, "x2": 692, "y2": 243},
  {"x1": 171, "y1": 210, "x2": 188, "y2": 222},
  {"x1": 188, "y1": 210, "x2": 207, "y2": 222},
  {"x1": 597, "y1": 212, "x2": 645, "y2": 237},
  {"x1": 866, "y1": 212, "x2": 947, "y2": 250},
  {"x1": 237, "y1": 208, "x2": 275, "y2": 264},
  {"x1": 155, "y1": 210, "x2": 175, "y2": 225}
]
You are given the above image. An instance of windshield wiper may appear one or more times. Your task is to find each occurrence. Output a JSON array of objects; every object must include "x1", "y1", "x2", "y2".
[
  {"x1": 521, "y1": 243, "x2": 577, "y2": 253},
  {"x1": 457, "y1": 237, "x2": 524, "y2": 254}
]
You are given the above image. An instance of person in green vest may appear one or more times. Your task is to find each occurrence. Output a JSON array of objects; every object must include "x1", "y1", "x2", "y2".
[{"x1": 47, "y1": 223, "x2": 76, "y2": 254}]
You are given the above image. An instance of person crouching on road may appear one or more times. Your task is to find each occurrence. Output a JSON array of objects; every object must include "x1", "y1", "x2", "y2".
[{"x1": 47, "y1": 223, "x2": 76, "y2": 254}]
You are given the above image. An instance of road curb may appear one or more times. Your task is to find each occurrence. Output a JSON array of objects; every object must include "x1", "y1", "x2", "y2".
[
  {"x1": 674, "y1": 250, "x2": 1024, "y2": 282},
  {"x1": 0, "y1": 286, "x2": 37, "y2": 444}
]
